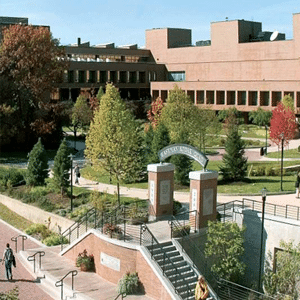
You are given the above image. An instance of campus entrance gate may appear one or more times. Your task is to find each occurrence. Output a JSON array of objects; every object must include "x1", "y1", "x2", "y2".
[{"x1": 147, "y1": 144, "x2": 218, "y2": 229}]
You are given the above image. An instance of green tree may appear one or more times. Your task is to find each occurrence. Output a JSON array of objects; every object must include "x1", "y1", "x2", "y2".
[
  {"x1": 217, "y1": 107, "x2": 243, "y2": 123},
  {"x1": 282, "y1": 94, "x2": 295, "y2": 112},
  {"x1": 161, "y1": 85, "x2": 196, "y2": 143},
  {"x1": 264, "y1": 240, "x2": 300, "y2": 299},
  {"x1": 85, "y1": 84, "x2": 143, "y2": 203},
  {"x1": 190, "y1": 107, "x2": 221, "y2": 153},
  {"x1": 219, "y1": 113, "x2": 248, "y2": 182},
  {"x1": 205, "y1": 221, "x2": 246, "y2": 282},
  {"x1": 52, "y1": 139, "x2": 71, "y2": 194},
  {"x1": 249, "y1": 107, "x2": 272, "y2": 127},
  {"x1": 25, "y1": 138, "x2": 48, "y2": 186}
]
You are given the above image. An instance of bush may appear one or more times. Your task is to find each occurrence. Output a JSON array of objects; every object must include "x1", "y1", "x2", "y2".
[
  {"x1": 117, "y1": 272, "x2": 139, "y2": 295},
  {"x1": 0, "y1": 167, "x2": 24, "y2": 188},
  {"x1": 265, "y1": 166, "x2": 275, "y2": 176},
  {"x1": 298, "y1": 145, "x2": 300, "y2": 152},
  {"x1": 25, "y1": 223, "x2": 52, "y2": 240},
  {"x1": 42, "y1": 234, "x2": 68, "y2": 246},
  {"x1": 69, "y1": 206, "x2": 90, "y2": 221},
  {"x1": 36, "y1": 197, "x2": 55, "y2": 212},
  {"x1": 172, "y1": 224, "x2": 191, "y2": 237},
  {"x1": 0, "y1": 286, "x2": 19, "y2": 300}
]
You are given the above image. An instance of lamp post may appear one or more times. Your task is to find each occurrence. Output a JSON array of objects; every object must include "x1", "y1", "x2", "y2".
[
  {"x1": 69, "y1": 154, "x2": 74, "y2": 212},
  {"x1": 258, "y1": 187, "x2": 267, "y2": 291},
  {"x1": 264, "y1": 125, "x2": 268, "y2": 155},
  {"x1": 280, "y1": 133, "x2": 284, "y2": 191}
]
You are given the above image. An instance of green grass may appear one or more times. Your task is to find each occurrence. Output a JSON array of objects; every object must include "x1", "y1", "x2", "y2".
[
  {"x1": 0, "y1": 203, "x2": 33, "y2": 231},
  {"x1": 266, "y1": 148, "x2": 300, "y2": 159}
]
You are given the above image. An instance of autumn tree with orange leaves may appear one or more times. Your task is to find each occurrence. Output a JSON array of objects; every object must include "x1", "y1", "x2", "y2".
[{"x1": 0, "y1": 24, "x2": 68, "y2": 150}]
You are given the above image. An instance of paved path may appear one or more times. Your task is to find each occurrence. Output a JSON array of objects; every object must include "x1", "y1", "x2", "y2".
[{"x1": 0, "y1": 220, "x2": 54, "y2": 300}]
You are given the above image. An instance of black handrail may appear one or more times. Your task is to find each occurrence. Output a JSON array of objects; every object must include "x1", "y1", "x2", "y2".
[
  {"x1": 27, "y1": 251, "x2": 45, "y2": 273},
  {"x1": 55, "y1": 270, "x2": 78, "y2": 300},
  {"x1": 169, "y1": 216, "x2": 219, "y2": 297},
  {"x1": 11, "y1": 234, "x2": 27, "y2": 253},
  {"x1": 114, "y1": 292, "x2": 127, "y2": 299},
  {"x1": 140, "y1": 224, "x2": 193, "y2": 298}
]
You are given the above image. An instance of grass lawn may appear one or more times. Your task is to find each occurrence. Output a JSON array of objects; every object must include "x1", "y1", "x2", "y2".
[
  {"x1": 0, "y1": 203, "x2": 33, "y2": 231},
  {"x1": 266, "y1": 148, "x2": 300, "y2": 159}
]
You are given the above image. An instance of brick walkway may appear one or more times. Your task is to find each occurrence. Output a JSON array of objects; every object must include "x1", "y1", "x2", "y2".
[{"x1": 0, "y1": 220, "x2": 54, "y2": 300}]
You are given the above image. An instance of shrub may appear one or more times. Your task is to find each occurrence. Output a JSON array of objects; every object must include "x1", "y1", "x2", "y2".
[
  {"x1": 117, "y1": 272, "x2": 139, "y2": 295},
  {"x1": 172, "y1": 224, "x2": 191, "y2": 237},
  {"x1": 69, "y1": 206, "x2": 90, "y2": 221},
  {"x1": 265, "y1": 166, "x2": 275, "y2": 176},
  {"x1": 42, "y1": 234, "x2": 68, "y2": 246},
  {"x1": 0, "y1": 286, "x2": 19, "y2": 300},
  {"x1": 76, "y1": 249, "x2": 95, "y2": 271},
  {"x1": 298, "y1": 145, "x2": 300, "y2": 152},
  {"x1": 0, "y1": 167, "x2": 24, "y2": 188},
  {"x1": 25, "y1": 223, "x2": 52, "y2": 240},
  {"x1": 36, "y1": 197, "x2": 55, "y2": 212}
]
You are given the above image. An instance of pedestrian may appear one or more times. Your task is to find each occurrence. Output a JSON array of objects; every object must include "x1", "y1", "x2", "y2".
[
  {"x1": 195, "y1": 275, "x2": 209, "y2": 300},
  {"x1": 74, "y1": 164, "x2": 80, "y2": 185},
  {"x1": 296, "y1": 171, "x2": 300, "y2": 198},
  {"x1": 2, "y1": 243, "x2": 15, "y2": 280}
]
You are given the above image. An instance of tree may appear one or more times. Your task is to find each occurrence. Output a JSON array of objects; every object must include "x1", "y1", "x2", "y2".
[
  {"x1": 264, "y1": 240, "x2": 300, "y2": 299},
  {"x1": 151, "y1": 123, "x2": 170, "y2": 163},
  {"x1": 160, "y1": 85, "x2": 196, "y2": 143},
  {"x1": 52, "y1": 139, "x2": 71, "y2": 194},
  {"x1": 282, "y1": 94, "x2": 295, "y2": 112},
  {"x1": 190, "y1": 107, "x2": 221, "y2": 153},
  {"x1": 205, "y1": 221, "x2": 246, "y2": 282},
  {"x1": 249, "y1": 107, "x2": 272, "y2": 127},
  {"x1": 69, "y1": 95, "x2": 93, "y2": 148},
  {"x1": 85, "y1": 84, "x2": 143, "y2": 203},
  {"x1": 0, "y1": 24, "x2": 67, "y2": 150},
  {"x1": 217, "y1": 107, "x2": 243, "y2": 123},
  {"x1": 147, "y1": 97, "x2": 164, "y2": 129},
  {"x1": 25, "y1": 138, "x2": 48, "y2": 186},
  {"x1": 219, "y1": 113, "x2": 248, "y2": 182},
  {"x1": 269, "y1": 102, "x2": 298, "y2": 147}
]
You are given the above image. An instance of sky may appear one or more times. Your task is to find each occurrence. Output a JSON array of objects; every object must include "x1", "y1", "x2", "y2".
[{"x1": 2, "y1": 0, "x2": 300, "y2": 47}]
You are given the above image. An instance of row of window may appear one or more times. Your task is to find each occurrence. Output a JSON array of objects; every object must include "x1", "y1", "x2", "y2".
[
  {"x1": 153, "y1": 89, "x2": 300, "y2": 107},
  {"x1": 67, "y1": 54, "x2": 149, "y2": 63},
  {"x1": 64, "y1": 70, "x2": 157, "y2": 84}
]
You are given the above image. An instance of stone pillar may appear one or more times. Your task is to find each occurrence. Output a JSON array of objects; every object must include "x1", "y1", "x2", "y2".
[
  {"x1": 189, "y1": 170, "x2": 218, "y2": 229},
  {"x1": 147, "y1": 163, "x2": 175, "y2": 221}
]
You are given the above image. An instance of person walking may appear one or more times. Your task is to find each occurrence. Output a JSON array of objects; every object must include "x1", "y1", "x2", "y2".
[
  {"x1": 74, "y1": 164, "x2": 80, "y2": 185},
  {"x1": 195, "y1": 275, "x2": 209, "y2": 300},
  {"x1": 2, "y1": 243, "x2": 15, "y2": 280},
  {"x1": 295, "y1": 171, "x2": 300, "y2": 198}
]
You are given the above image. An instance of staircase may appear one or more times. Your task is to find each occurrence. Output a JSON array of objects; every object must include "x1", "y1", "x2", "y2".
[{"x1": 147, "y1": 241, "x2": 198, "y2": 300}]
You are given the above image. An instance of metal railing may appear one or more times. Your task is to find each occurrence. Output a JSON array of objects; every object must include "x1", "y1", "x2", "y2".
[
  {"x1": 55, "y1": 270, "x2": 78, "y2": 300},
  {"x1": 169, "y1": 215, "x2": 219, "y2": 296},
  {"x1": 60, "y1": 200, "x2": 150, "y2": 250},
  {"x1": 27, "y1": 251, "x2": 45, "y2": 273},
  {"x1": 217, "y1": 278, "x2": 276, "y2": 300},
  {"x1": 217, "y1": 198, "x2": 300, "y2": 223},
  {"x1": 170, "y1": 210, "x2": 198, "y2": 236},
  {"x1": 11, "y1": 234, "x2": 27, "y2": 253},
  {"x1": 140, "y1": 224, "x2": 193, "y2": 298}
]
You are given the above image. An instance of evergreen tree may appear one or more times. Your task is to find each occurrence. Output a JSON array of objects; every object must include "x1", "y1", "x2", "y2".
[
  {"x1": 143, "y1": 124, "x2": 154, "y2": 165},
  {"x1": 219, "y1": 117, "x2": 248, "y2": 182},
  {"x1": 52, "y1": 139, "x2": 71, "y2": 194},
  {"x1": 26, "y1": 138, "x2": 48, "y2": 186},
  {"x1": 151, "y1": 123, "x2": 170, "y2": 163}
]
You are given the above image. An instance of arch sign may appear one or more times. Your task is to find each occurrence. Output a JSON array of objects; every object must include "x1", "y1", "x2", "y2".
[{"x1": 158, "y1": 144, "x2": 209, "y2": 169}]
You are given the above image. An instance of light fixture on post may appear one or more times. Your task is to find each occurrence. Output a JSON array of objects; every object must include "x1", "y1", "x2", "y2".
[
  {"x1": 69, "y1": 154, "x2": 74, "y2": 212},
  {"x1": 258, "y1": 187, "x2": 267, "y2": 291},
  {"x1": 280, "y1": 133, "x2": 284, "y2": 191},
  {"x1": 264, "y1": 125, "x2": 268, "y2": 155}
]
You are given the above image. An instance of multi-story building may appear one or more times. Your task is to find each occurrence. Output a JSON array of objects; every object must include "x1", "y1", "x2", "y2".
[
  {"x1": 3, "y1": 13, "x2": 300, "y2": 120},
  {"x1": 146, "y1": 13, "x2": 300, "y2": 119}
]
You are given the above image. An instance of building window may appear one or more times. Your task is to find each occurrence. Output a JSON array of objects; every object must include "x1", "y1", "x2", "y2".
[
  {"x1": 272, "y1": 91, "x2": 282, "y2": 107},
  {"x1": 161, "y1": 90, "x2": 168, "y2": 101},
  {"x1": 206, "y1": 91, "x2": 215, "y2": 104},
  {"x1": 216, "y1": 91, "x2": 225, "y2": 105},
  {"x1": 238, "y1": 91, "x2": 246, "y2": 105},
  {"x1": 168, "y1": 71, "x2": 185, "y2": 82},
  {"x1": 100, "y1": 71, "x2": 107, "y2": 83},
  {"x1": 187, "y1": 91, "x2": 194, "y2": 102},
  {"x1": 68, "y1": 70, "x2": 74, "y2": 83},
  {"x1": 110, "y1": 71, "x2": 117, "y2": 83},
  {"x1": 196, "y1": 91, "x2": 205, "y2": 104},
  {"x1": 129, "y1": 71, "x2": 137, "y2": 83},
  {"x1": 88, "y1": 71, "x2": 96, "y2": 83},
  {"x1": 249, "y1": 91, "x2": 258, "y2": 106},
  {"x1": 78, "y1": 71, "x2": 85, "y2": 83},
  {"x1": 120, "y1": 71, "x2": 127, "y2": 83},
  {"x1": 227, "y1": 91, "x2": 236, "y2": 105},
  {"x1": 139, "y1": 72, "x2": 146, "y2": 83},
  {"x1": 260, "y1": 91, "x2": 269, "y2": 106}
]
